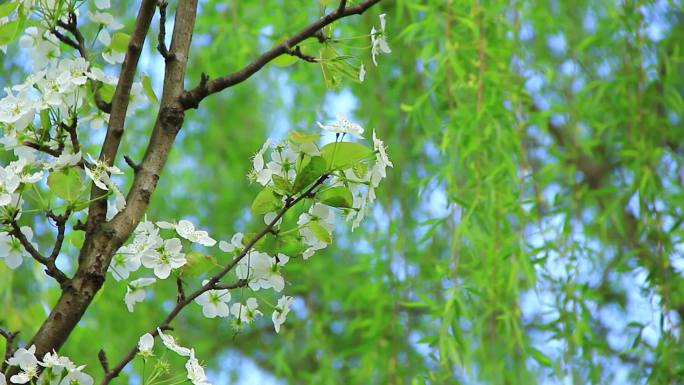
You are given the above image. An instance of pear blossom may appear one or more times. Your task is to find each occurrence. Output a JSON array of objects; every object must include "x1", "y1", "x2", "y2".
[
  {"x1": 84, "y1": 154, "x2": 123, "y2": 191},
  {"x1": 370, "y1": 129, "x2": 393, "y2": 187},
  {"x1": 195, "y1": 280, "x2": 231, "y2": 318},
  {"x1": 371, "y1": 14, "x2": 391, "y2": 65},
  {"x1": 40, "y1": 350, "x2": 76, "y2": 371},
  {"x1": 124, "y1": 277, "x2": 156, "y2": 312},
  {"x1": 250, "y1": 139, "x2": 273, "y2": 185},
  {"x1": 359, "y1": 64, "x2": 366, "y2": 82},
  {"x1": 59, "y1": 369, "x2": 93, "y2": 385},
  {"x1": 158, "y1": 220, "x2": 216, "y2": 247},
  {"x1": 1, "y1": 373, "x2": 5, "y2": 385},
  {"x1": 298, "y1": 203, "x2": 335, "y2": 259},
  {"x1": 157, "y1": 328, "x2": 192, "y2": 357},
  {"x1": 50, "y1": 150, "x2": 82, "y2": 170},
  {"x1": 317, "y1": 113, "x2": 364, "y2": 137},
  {"x1": 237, "y1": 252, "x2": 288, "y2": 292},
  {"x1": 267, "y1": 146, "x2": 298, "y2": 182},
  {"x1": 138, "y1": 333, "x2": 154, "y2": 357},
  {"x1": 19, "y1": 26, "x2": 61, "y2": 70},
  {"x1": 0, "y1": 227, "x2": 35, "y2": 269},
  {"x1": 7, "y1": 345, "x2": 38, "y2": 384},
  {"x1": 272, "y1": 295, "x2": 294, "y2": 333},
  {"x1": 185, "y1": 350, "x2": 211, "y2": 385},
  {"x1": 109, "y1": 251, "x2": 142, "y2": 281},
  {"x1": 141, "y1": 238, "x2": 186, "y2": 279},
  {"x1": 0, "y1": 88, "x2": 34, "y2": 131},
  {"x1": 219, "y1": 232, "x2": 244, "y2": 253},
  {"x1": 231, "y1": 297, "x2": 262, "y2": 324},
  {"x1": 0, "y1": 166, "x2": 20, "y2": 206}
]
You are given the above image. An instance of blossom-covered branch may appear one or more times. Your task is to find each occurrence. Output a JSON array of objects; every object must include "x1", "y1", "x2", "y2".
[
  {"x1": 101, "y1": 173, "x2": 331, "y2": 384},
  {"x1": 180, "y1": 0, "x2": 382, "y2": 109}
]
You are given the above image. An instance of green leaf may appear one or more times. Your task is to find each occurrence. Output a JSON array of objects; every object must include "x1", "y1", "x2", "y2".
[
  {"x1": 0, "y1": 2, "x2": 18, "y2": 19},
  {"x1": 321, "y1": 142, "x2": 373, "y2": 170},
  {"x1": 180, "y1": 251, "x2": 217, "y2": 277},
  {"x1": 352, "y1": 162, "x2": 368, "y2": 179},
  {"x1": 320, "y1": 46, "x2": 341, "y2": 89},
  {"x1": 98, "y1": 82, "x2": 115, "y2": 101},
  {"x1": 319, "y1": 186, "x2": 353, "y2": 208},
  {"x1": 251, "y1": 186, "x2": 281, "y2": 214},
  {"x1": 293, "y1": 156, "x2": 326, "y2": 193},
  {"x1": 271, "y1": 174, "x2": 291, "y2": 195},
  {"x1": 0, "y1": 20, "x2": 19, "y2": 46},
  {"x1": 528, "y1": 347, "x2": 552, "y2": 367},
  {"x1": 289, "y1": 130, "x2": 320, "y2": 144},
  {"x1": 309, "y1": 221, "x2": 332, "y2": 244},
  {"x1": 141, "y1": 73, "x2": 158, "y2": 104},
  {"x1": 47, "y1": 168, "x2": 83, "y2": 202},
  {"x1": 273, "y1": 53, "x2": 298, "y2": 67},
  {"x1": 40, "y1": 109, "x2": 51, "y2": 131},
  {"x1": 318, "y1": 0, "x2": 338, "y2": 6},
  {"x1": 110, "y1": 32, "x2": 130, "y2": 52}
]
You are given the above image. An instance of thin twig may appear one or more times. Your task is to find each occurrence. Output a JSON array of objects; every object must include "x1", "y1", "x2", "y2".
[
  {"x1": 287, "y1": 46, "x2": 318, "y2": 63},
  {"x1": 123, "y1": 155, "x2": 141, "y2": 173},
  {"x1": 156, "y1": 1, "x2": 172, "y2": 60},
  {"x1": 1, "y1": 328, "x2": 19, "y2": 371},
  {"x1": 98, "y1": 350, "x2": 110, "y2": 374},
  {"x1": 180, "y1": 0, "x2": 382, "y2": 109},
  {"x1": 9, "y1": 219, "x2": 70, "y2": 287}
]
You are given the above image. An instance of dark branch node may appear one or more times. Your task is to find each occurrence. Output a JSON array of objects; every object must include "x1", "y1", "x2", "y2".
[{"x1": 123, "y1": 155, "x2": 142, "y2": 173}]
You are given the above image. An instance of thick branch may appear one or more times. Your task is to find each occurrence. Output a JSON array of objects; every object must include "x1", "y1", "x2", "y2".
[
  {"x1": 87, "y1": 0, "x2": 157, "y2": 230},
  {"x1": 180, "y1": 0, "x2": 382, "y2": 109},
  {"x1": 101, "y1": 174, "x2": 329, "y2": 384}
]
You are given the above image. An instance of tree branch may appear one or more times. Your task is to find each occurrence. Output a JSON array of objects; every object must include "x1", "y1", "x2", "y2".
[
  {"x1": 0, "y1": 328, "x2": 19, "y2": 372},
  {"x1": 180, "y1": 0, "x2": 382, "y2": 109},
  {"x1": 101, "y1": 174, "x2": 329, "y2": 384},
  {"x1": 156, "y1": 0, "x2": 172, "y2": 60},
  {"x1": 87, "y1": 0, "x2": 157, "y2": 230},
  {"x1": 8, "y1": 220, "x2": 70, "y2": 287}
]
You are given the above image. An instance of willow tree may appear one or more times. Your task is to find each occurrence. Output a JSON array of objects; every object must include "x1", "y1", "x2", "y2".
[{"x1": 2, "y1": 0, "x2": 683, "y2": 384}]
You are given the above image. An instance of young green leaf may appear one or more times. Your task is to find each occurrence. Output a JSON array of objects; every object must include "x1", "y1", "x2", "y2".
[
  {"x1": 293, "y1": 156, "x2": 326, "y2": 193},
  {"x1": 0, "y1": 2, "x2": 18, "y2": 19},
  {"x1": 0, "y1": 20, "x2": 19, "y2": 45},
  {"x1": 47, "y1": 168, "x2": 83, "y2": 202},
  {"x1": 251, "y1": 186, "x2": 282, "y2": 214},
  {"x1": 141, "y1": 73, "x2": 158, "y2": 104},
  {"x1": 319, "y1": 186, "x2": 353, "y2": 208},
  {"x1": 289, "y1": 130, "x2": 321, "y2": 144},
  {"x1": 308, "y1": 221, "x2": 332, "y2": 244},
  {"x1": 321, "y1": 142, "x2": 373, "y2": 170},
  {"x1": 110, "y1": 32, "x2": 130, "y2": 52}
]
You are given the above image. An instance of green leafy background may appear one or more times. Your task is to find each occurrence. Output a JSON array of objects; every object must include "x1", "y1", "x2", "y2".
[{"x1": 1, "y1": 0, "x2": 684, "y2": 384}]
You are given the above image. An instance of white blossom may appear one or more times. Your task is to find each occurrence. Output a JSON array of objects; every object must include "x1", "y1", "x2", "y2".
[
  {"x1": 250, "y1": 139, "x2": 273, "y2": 185},
  {"x1": 370, "y1": 129, "x2": 393, "y2": 187},
  {"x1": 141, "y1": 238, "x2": 186, "y2": 279},
  {"x1": 195, "y1": 280, "x2": 231, "y2": 318},
  {"x1": 7, "y1": 345, "x2": 38, "y2": 384},
  {"x1": 138, "y1": 333, "x2": 154, "y2": 357},
  {"x1": 317, "y1": 113, "x2": 364, "y2": 137},
  {"x1": 0, "y1": 166, "x2": 20, "y2": 206},
  {"x1": 59, "y1": 369, "x2": 93, "y2": 385},
  {"x1": 40, "y1": 350, "x2": 76, "y2": 371},
  {"x1": 185, "y1": 350, "x2": 211, "y2": 385},
  {"x1": 231, "y1": 297, "x2": 262, "y2": 324},
  {"x1": 371, "y1": 14, "x2": 391, "y2": 66},
  {"x1": 124, "y1": 277, "x2": 156, "y2": 312},
  {"x1": 0, "y1": 227, "x2": 35, "y2": 269},
  {"x1": 160, "y1": 219, "x2": 216, "y2": 247},
  {"x1": 359, "y1": 64, "x2": 366, "y2": 82},
  {"x1": 272, "y1": 295, "x2": 294, "y2": 333},
  {"x1": 157, "y1": 328, "x2": 192, "y2": 357},
  {"x1": 219, "y1": 232, "x2": 244, "y2": 253}
]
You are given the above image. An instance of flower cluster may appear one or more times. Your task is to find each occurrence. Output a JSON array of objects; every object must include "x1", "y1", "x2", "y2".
[
  {"x1": 0, "y1": 1, "x2": 149, "y2": 267},
  {"x1": 4, "y1": 345, "x2": 93, "y2": 385}
]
